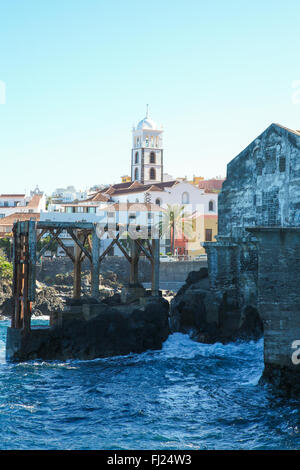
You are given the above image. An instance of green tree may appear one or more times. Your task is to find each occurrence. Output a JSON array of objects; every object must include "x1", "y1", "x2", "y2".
[
  {"x1": 37, "y1": 235, "x2": 58, "y2": 255},
  {"x1": 0, "y1": 237, "x2": 12, "y2": 259},
  {"x1": 158, "y1": 204, "x2": 193, "y2": 255},
  {"x1": 0, "y1": 249, "x2": 13, "y2": 280}
]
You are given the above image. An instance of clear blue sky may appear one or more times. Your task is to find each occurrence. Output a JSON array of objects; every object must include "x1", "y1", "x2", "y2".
[{"x1": 1, "y1": 0, "x2": 300, "y2": 195}]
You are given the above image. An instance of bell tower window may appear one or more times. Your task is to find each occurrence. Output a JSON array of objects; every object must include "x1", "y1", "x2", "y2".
[
  {"x1": 209, "y1": 200, "x2": 214, "y2": 211},
  {"x1": 135, "y1": 152, "x2": 139, "y2": 164},
  {"x1": 150, "y1": 152, "x2": 156, "y2": 164},
  {"x1": 134, "y1": 168, "x2": 139, "y2": 181},
  {"x1": 150, "y1": 168, "x2": 156, "y2": 180}
]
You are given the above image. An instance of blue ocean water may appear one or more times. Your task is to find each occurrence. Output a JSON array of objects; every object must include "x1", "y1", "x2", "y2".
[{"x1": 0, "y1": 319, "x2": 299, "y2": 450}]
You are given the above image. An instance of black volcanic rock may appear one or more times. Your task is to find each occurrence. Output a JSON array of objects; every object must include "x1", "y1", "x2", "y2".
[{"x1": 170, "y1": 269, "x2": 263, "y2": 344}]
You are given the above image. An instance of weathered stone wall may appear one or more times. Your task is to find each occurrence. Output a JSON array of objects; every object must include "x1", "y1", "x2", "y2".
[
  {"x1": 37, "y1": 257, "x2": 207, "y2": 285},
  {"x1": 37, "y1": 256, "x2": 152, "y2": 284},
  {"x1": 206, "y1": 123, "x2": 300, "y2": 312},
  {"x1": 218, "y1": 124, "x2": 300, "y2": 237},
  {"x1": 159, "y1": 260, "x2": 207, "y2": 281},
  {"x1": 205, "y1": 124, "x2": 300, "y2": 391},
  {"x1": 249, "y1": 228, "x2": 300, "y2": 392}
]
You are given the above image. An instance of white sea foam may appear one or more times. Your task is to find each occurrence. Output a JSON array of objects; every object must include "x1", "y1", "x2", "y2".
[{"x1": 159, "y1": 333, "x2": 264, "y2": 361}]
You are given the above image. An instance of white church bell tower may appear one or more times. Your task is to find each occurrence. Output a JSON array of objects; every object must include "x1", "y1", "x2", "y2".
[{"x1": 131, "y1": 106, "x2": 164, "y2": 185}]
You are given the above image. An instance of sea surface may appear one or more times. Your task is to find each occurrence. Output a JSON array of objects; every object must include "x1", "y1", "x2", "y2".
[{"x1": 0, "y1": 319, "x2": 299, "y2": 450}]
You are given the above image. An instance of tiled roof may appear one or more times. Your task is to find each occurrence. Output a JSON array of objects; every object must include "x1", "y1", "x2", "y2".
[
  {"x1": 100, "y1": 202, "x2": 165, "y2": 212},
  {"x1": 198, "y1": 179, "x2": 225, "y2": 191},
  {"x1": 0, "y1": 212, "x2": 40, "y2": 226},
  {"x1": 62, "y1": 203, "x2": 99, "y2": 207},
  {"x1": 111, "y1": 180, "x2": 178, "y2": 195},
  {"x1": 0, "y1": 194, "x2": 25, "y2": 198},
  {"x1": 26, "y1": 194, "x2": 43, "y2": 208},
  {"x1": 81, "y1": 192, "x2": 110, "y2": 203}
]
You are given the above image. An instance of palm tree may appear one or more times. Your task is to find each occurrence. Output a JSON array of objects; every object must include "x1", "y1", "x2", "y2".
[{"x1": 158, "y1": 204, "x2": 193, "y2": 255}]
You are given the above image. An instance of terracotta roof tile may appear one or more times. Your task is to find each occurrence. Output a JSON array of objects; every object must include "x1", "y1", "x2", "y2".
[
  {"x1": 26, "y1": 194, "x2": 43, "y2": 208},
  {"x1": 100, "y1": 203, "x2": 165, "y2": 212},
  {"x1": 0, "y1": 194, "x2": 25, "y2": 198},
  {"x1": 0, "y1": 212, "x2": 40, "y2": 225}
]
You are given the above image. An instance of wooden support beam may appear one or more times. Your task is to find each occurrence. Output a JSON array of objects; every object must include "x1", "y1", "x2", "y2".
[
  {"x1": 79, "y1": 233, "x2": 89, "y2": 262},
  {"x1": 28, "y1": 220, "x2": 37, "y2": 302},
  {"x1": 129, "y1": 238, "x2": 140, "y2": 285},
  {"x1": 87, "y1": 233, "x2": 92, "y2": 251},
  {"x1": 67, "y1": 229, "x2": 92, "y2": 263},
  {"x1": 151, "y1": 238, "x2": 160, "y2": 296},
  {"x1": 146, "y1": 239, "x2": 153, "y2": 257},
  {"x1": 99, "y1": 235, "x2": 119, "y2": 263},
  {"x1": 91, "y1": 228, "x2": 100, "y2": 299},
  {"x1": 55, "y1": 237, "x2": 75, "y2": 263},
  {"x1": 115, "y1": 239, "x2": 132, "y2": 263},
  {"x1": 135, "y1": 239, "x2": 152, "y2": 262},
  {"x1": 37, "y1": 228, "x2": 47, "y2": 243},
  {"x1": 37, "y1": 228, "x2": 63, "y2": 260},
  {"x1": 38, "y1": 221, "x2": 95, "y2": 230},
  {"x1": 13, "y1": 223, "x2": 22, "y2": 329},
  {"x1": 73, "y1": 230, "x2": 82, "y2": 299}
]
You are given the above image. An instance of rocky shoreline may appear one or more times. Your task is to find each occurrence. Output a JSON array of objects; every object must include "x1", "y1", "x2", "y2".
[
  {"x1": 169, "y1": 267, "x2": 263, "y2": 344},
  {"x1": 1, "y1": 263, "x2": 262, "y2": 347},
  {"x1": 0, "y1": 266, "x2": 175, "y2": 320}
]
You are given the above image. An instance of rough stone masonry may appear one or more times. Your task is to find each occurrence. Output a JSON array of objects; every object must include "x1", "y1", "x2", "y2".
[{"x1": 204, "y1": 123, "x2": 300, "y2": 393}]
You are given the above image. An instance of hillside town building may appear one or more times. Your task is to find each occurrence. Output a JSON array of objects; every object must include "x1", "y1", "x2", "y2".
[
  {"x1": 0, "y1": 187, "x2": 46, "y2": 236},
  {"x1": 43, "y1": 112, "x2": 218, "y2": 257},
  {"x1": 2, "y1": 112, "x2": 219, "y2": 258}
]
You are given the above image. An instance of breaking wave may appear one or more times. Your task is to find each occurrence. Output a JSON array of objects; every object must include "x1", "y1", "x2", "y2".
[{"x1": 0, "y1": 321, "x2": 299, "y2": 450}]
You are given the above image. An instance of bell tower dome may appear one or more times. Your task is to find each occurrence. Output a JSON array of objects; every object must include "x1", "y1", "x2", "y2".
[{"x1": 131, "y1": 106, "x2": 163, "y2": 184}]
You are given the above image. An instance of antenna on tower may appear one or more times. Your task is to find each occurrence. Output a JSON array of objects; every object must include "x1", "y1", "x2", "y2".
[{"x1": 146, "y1": 104, "x2": 149, "y2": 118}]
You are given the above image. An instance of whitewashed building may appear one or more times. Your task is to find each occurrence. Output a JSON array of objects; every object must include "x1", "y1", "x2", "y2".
[{"x1": 41, "y1": 111, "x2": 218, "y2": 257}]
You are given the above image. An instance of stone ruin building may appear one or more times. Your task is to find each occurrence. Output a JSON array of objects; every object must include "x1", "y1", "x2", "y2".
[{"x1": 205, "y1": 122, "x2": 300, "y2": 392}]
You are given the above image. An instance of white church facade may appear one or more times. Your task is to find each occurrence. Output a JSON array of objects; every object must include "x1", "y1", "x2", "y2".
[
  {"x1": 41, "y1": 110, "x2": 218, "y2": 257},
  {"x1": 131, "y1": 110, "x2": 164, "y2": 185}
]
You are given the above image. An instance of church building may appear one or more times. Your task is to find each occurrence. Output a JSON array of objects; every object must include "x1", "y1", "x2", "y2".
[
  {"x1": 131, "y1": 108, "x2": 164, "y2": 185},
  {"x1": 42, "y1": 110, "x2": 218, "y2": 258}
]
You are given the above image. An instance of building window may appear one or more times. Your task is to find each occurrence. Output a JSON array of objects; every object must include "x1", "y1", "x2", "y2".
[
  {"x1": 150, "y1": 152, "x2": 156, "y2": 164},
  {"x1": 145, "y1": 136, "x2": 149, "y2": 147},
  {"x1": 134, "y1": 168, "x2": 139, "y2": 181},
  {"x1": 135, "y1": 151, "x2": 139, "y2": 164},
  {"x1": 205, "y1": 228, "x2": 212, "y2": 241},
  {"x1": 182, "y1": 192, "x2": 189, "y2": 204},
  {"x1": 155, "y1": 198, "x2": 161, "y2": 206},
  {"x1": 279, "y1": 156, "x2": 286, "y2": 172},
  {"x1": 150, "y1": 168, "x2": 156, "y2": 180},
  {"x1": 257, "y1": 158, "x2": 263, "y2": 176},
  {"x1": 209, "y1": 200, "x2": 214, "y2": 211}
]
